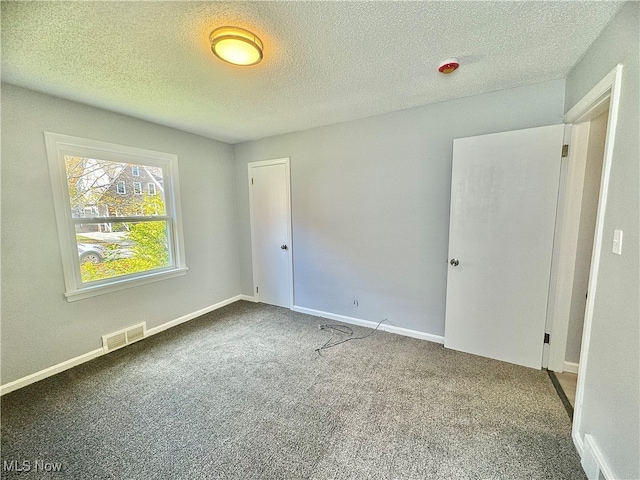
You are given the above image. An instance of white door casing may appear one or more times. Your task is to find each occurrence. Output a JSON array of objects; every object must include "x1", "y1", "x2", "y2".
[
  {"x1": 248, "y1": 158, "x2": 293, "y2": 308},
  {"x1": 444, "y1": 124, "x2": 565, "y2": 369},
  {"x1": 560, "y1": 65, "x2": 622, "y2": 457}
]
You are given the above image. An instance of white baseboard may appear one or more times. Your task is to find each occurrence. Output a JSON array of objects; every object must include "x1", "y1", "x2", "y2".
[
  {"x1": 579, "y1": 433, "x2": 615, "y2": 480},
  {"x1": 0, "y1": 348, "x2": 105, "y2": 396},
  {"x1": 291, "y1": 305, "x2": 445, "y2": 345},
  {"x1": 146, "y1": 295, "x2": 244, "y2": 336},
  {"x1": 1, "y1": 294, "x2": 246, "y2": 396},
  {"x1": 563, "y1": 361, "x2": 580, "y2": 374},
  {"x1": 238, "y1": 294, "x2": 257, "y2": 302}
]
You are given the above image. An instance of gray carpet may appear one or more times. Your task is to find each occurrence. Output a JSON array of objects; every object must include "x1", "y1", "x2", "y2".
[{"x1": 1, "y1": 301, "x2": 585, "y2": 479}]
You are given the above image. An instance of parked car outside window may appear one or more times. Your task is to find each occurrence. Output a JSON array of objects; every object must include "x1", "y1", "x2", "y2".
[{"x1": 77, "y1": 243, "x2": 106, "y2": 264}]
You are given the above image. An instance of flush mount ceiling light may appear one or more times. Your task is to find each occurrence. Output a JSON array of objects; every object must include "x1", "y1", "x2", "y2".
[
  {"x1": 438, "y1": 58, "x2": 460, "y2": 74},
  {"x1": 209, "y1": 26, "x2": 263, "y2": 66}
]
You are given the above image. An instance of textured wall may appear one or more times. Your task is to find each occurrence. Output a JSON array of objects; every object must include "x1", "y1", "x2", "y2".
[
  {"x1": 234, "y1": 80, "x2": 565, "y2": 336},
  {"x1": 564, "y1": 3, "x2": 640, "y2": 479},
  {"x1": 1, "y1": 84, "x2": 241, "y2": 384}
]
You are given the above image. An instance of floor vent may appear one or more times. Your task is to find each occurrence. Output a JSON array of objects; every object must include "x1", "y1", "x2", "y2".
[{"x1": 102, "y1": 322, "x2": 147, "y2": 353}]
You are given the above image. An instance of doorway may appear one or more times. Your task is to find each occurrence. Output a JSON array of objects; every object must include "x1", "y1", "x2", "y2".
[
  {"x1": 545, "y1": 65, "x2": 623, "y2": 456},
  {"x1": 557, "y1": 109, "x2": 609, "y2": 407},
  {"x1": 248, "y1": 158, "x2": 293, "y2": 308}
]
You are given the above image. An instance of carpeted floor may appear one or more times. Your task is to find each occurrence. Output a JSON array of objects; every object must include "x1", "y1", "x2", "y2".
[{"x1": 1, "y1": 301, "x2": 586, "y2": 479}]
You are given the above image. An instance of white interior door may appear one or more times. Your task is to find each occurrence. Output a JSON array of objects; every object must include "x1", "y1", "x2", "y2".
[
  {"x1": 248, "y1": 158, "x2": 292, "y2": 308},
  {"x1": 444, "y1": 125, "x2": 565, "y2": 369}
]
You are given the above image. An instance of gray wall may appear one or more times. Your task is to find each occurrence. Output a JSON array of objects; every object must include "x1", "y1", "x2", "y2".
[
  {"x1": 564, "y1": 2, "x2": 639, "y2": 478},
  {"x1": 1, "y1": 84, "x2": 241, "y2": 384},
  {"x1": 234, "y1": 80, "x2": 565, "y2": 335}
]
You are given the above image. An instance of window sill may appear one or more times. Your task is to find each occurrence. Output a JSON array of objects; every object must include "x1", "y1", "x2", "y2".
[{"x1": 64, "y1": 267, "x2": 188, "y2": 302}]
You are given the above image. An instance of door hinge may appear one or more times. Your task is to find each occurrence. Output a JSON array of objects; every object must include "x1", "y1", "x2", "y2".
[
  {"x1": 251, "y1": 178, "x2": 254, "y2": 185},
  {"x1": 561, "y1": 144, "x2": 569, "y2": 157},
  {"x1": 256, "y1": 286, "x2": 259, "y2": 293},
  {"x1": 544, "y1": 333, "x2": 550, "y2": 344}
]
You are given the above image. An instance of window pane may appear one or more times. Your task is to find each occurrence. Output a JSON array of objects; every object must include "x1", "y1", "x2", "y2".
[
  {"x1": 76, "y1": 221, "x2": 170, "y2": 283},
  {"x1": 64, "y1": 156, "x2": 165, "y2": 218}
]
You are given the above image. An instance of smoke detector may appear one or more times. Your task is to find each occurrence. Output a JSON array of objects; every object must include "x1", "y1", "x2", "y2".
[{"x1": 438, "y1": 58, "x2": 460, "y2": 74}]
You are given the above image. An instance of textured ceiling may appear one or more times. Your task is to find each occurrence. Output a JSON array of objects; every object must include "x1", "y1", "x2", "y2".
[{"x1": 1, "y1": 1, "x2": 623, "y2": 144}]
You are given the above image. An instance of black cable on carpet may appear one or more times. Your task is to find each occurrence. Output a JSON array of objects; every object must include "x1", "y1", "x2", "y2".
[{"x1": 315, "y1": 319, "x2": 388, "y2": 353}]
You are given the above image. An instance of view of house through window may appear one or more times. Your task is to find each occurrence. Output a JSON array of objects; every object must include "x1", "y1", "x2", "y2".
[{"x1": 65, "y1": 156, "x2": 170, "y2": 283}]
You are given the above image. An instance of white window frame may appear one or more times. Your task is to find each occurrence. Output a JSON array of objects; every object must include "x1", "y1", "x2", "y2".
[
  {"x1": 116, "y1": 181, "x2": 126, "y2": 195},
  {"x1": 132, "y1": 165, "x2": 140, "y2": 176},
  {"x1": 45, "y1": 132, "x2": 188, "y2": 301},
  {"x1": 133, "y1": 182, "x2": 142, "y2": 195},
  {"x1": 148, "y1": 183, "x2": 156, "y2": 195}
]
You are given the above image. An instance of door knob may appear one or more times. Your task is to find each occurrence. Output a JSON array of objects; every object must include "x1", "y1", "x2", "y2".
[
  {"x1": 281, "y1": 244, "x2": 288, "y2": 250},
  {"x1": 450, "y1": 258, "x2": 459, "y2": 266}
]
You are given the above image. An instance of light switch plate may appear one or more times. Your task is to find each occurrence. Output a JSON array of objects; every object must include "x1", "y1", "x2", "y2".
[{"x1": 612, "y1": 230, "x2": 623, "y2": 255}]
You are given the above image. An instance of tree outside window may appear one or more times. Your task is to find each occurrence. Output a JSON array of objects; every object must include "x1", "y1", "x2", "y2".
[{"x1": 45, "y1": 132, "x2": 187, "y2": 301}]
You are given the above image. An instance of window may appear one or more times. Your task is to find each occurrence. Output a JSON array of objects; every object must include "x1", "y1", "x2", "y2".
[
  {"x1": 148, "y1": 183, "x2": 156, "y2": 195},
  {"x1": 132, "y1": 166, "x2": 140, "y2": 176},
  {"x1": 45, "y1": 132, "x2": 187, "y2": 301}
]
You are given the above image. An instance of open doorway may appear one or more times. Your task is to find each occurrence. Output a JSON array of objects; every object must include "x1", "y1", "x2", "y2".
[
  {"x1": 554, "y1": 108, "x2": 609, "y2": 412},
  {"x1": 544, "y1": 66, "x2": 623, "y2": 462}
]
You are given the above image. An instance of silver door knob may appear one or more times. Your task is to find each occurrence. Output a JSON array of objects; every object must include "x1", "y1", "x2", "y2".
[
  {"x1": 450, "y1": 258, "x2": 459, "y2": 266},
  {"x1": 281, "y1": 244, "x2": 288, "y2": 250}
]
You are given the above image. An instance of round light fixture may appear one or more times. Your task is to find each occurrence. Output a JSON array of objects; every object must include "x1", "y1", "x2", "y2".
[
  {"x1": 438, "y1": 58, "x2": 460, "y2": 74},
  {"x1": 210, "y1": 26, "x2": 263, "y2": 66}
]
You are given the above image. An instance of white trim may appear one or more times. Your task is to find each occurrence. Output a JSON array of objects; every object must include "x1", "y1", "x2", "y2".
[
  {"x1": 44, "y1": 132, "x2": 188, "y2": 301},
  {"x1": 238, "y1": 294, "x2": 257, "y2": 302},
  {"x1": 145, "y1": 295, "x2": 244, "y2": 336},
  {"x1": 560, "y1": 65, "x2": 623, "y2": 449},
  {"x1": 65, "y1": 267, "x2": 188, "y2": 302},
  {"x1": 573, "y1": 429, "x2": 584, "y2": 459},
  {"x1": 1, "y1": 295, "x2": 246, "y2": 396},
  {"x1": 0, "y1": 348, "x2": 105, "y2": 396},
  {"x1": 291, "y1": 305, "x2": 445, "y2": 344},
  {"x1": 247, "y1": 158, "x2": 294, "y2": 307},
  {"x1": 563, "y1": 361, "x2": 579, "y2": 374},
  {"x1": 581, "y1": 434, "x2": 616, "y2": 480},
  {"x1": 564, "y1": 66, "x2": 620, "y2": 124}
]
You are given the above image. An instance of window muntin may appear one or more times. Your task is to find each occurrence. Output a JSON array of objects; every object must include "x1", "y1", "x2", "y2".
[{"x1": 45, "y1": 133, "x2": 187, "y2": 301}]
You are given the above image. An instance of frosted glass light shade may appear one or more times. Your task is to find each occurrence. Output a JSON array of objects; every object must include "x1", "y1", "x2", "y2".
[{"x1": 210, "y1": 27, "x2": 263, "y2": 66}]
